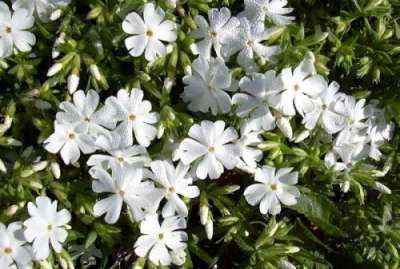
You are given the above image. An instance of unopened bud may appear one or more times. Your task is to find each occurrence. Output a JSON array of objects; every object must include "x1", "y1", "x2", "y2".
[
  {"x1": 32, "y1": 161, "x2": 48, "y2": 172},
  {"x1": 6, "y1": 205, "x2": 18, "y2": 216},
  {"x1": 89, "y1": 64, "x2": 101, "y2": 80},
  {"x1": 67, "y1": 74, "x2": 80, "y2": 94},
  {"x1": 341, "y1": 180, "x2": 350, "y2": 193},
  {"x1": 373, "y1": 181, "x2": 391, "y2": 194},
  {"x1": 50, "y1": 9, "x2": 62, "y2": 21},
  {"x1": 205, "y1": 219, "x2": 213, "y2": 240},
  {"x1": 47, "y1": 63, "x2": 63, "y2": 76},
  {"x1": 200, "y1": 205, "x2": 208, "y2": 225}
]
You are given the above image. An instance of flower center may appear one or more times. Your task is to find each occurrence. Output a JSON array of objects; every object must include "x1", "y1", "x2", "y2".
[
  {"x1": 208, "y1": 146, "x2": 215, "y2": 152},
  {"x1": 293, "y1": 84, "x2": 300, "y2": 91},
  {"x1": 128, "y1": 114, "x2": 136, "y2": 121},
  {"x1": 270, "y1": 183, "x2": 277, "y2": 191},
  {"x1": 5, "y1": 26, "x2": 12, "y2": 34},
  {"x1": 84, "y1": 117, "x2": 90, "y2": 122},
  {"x1": 117, "y1": 156, "x2": 124, "y2": 162},
  {"x1": 3, "y1": 247, "x2": 12, "y2": 254},
  {"x1": 168, "y1": 186, "x2": 175, "y2": 193},
  {"x1": 146, "y1": 30, "x2": 153, "y2": 37},
  {"x1": 210, "y1": 31, "x2": 217, "y2": 38},
  {"x1": 158, "y1": 233, "x2": 164, "y2": 240},
  {"x1": 47, "y1": 224, "x2": 53, "y2": 231},
  {"x1": 119, "y1": 190, "x2": 125, "y2": 197},
  {"x1": 321, "y1": 104, "x2": 327, "y2": 110},
  {"x1": 68, "y1": 133, "x2": 76, "y2": 140},
  {"x1": 247, "y1": 40, "x2": 254, "y2": 47}
]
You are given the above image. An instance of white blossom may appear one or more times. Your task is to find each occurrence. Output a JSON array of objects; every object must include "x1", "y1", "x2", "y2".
[
  {"x1": 270, "y1": 55, "x2": 326, "y2": 117},
  {"x1": 12, "y1": 0, "x2": 71, "y2": 22},
  {"x1": 222, "y1": 18, "x2": 280, "y2": 72},
  {"x1": 0, "y1": 2, "x2": 36, "y2": 58},
  {"x1": 190, "y1": 7, "x2": 239, "y2": 58},
  {"x1": 91, "y1": 164, "x2": 163, "y2": 224},
  {"x1": 134, "y1": 214, "x2": 187, "y2": 266},
  {"x1": 233, "y1": 71, "x2": 281, "y2": 131},
  {"x1": 148, "y1": 160, "x2": 200, "y2": 217},
  {"x1": 0, "y1": 222, "x2": 32, "y2": 268},
  {"x1": 44, "y1": 122, "x2": 96, "y2": 165},
  {"x1": 122, "y1": 3, "x2": 177, "y2": 62},
  {"x1": 241, "y1": 0, "x2": 295, "y2": 25},
  {"x1": 23, "y1": 196, "x2": 71, "y2": 260},
  {"x1": 302, "y1": 81, "x2": 346, "y2": 133},
  {"x1": 101, "y1": 89, "x2": 159, "y2": 147},
  {"x1": 182, "y1": 57, "x2": 237, "y2": 115},
  {"x1": 177, "y1": 120, "x2": 240, "y2": 179},
  {"x1": 244, "y1": 166, "x2": 300, "y2": 215}
]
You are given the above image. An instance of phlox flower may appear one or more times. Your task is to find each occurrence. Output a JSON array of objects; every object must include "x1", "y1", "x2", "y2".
[
  {"x1": 0, "y1": 222, "x2": 32, "y2": 268},
  {"x1": 0, "y1": 2, "x2": 35, "y2": 58},
  {"x1": 102, "y1": 88, "x2": 159, "y2": 147},
  {"x1": 241, "y1": 0, "x2": 295, "y2": 25},
  {"x1": 177, "y1": 120, "x2": 240, "y2": 179},
  {"x1": 12, "y1": 0, "x2": 71, "y2": 22},
  {"x1": 244, "y1": 165, "x2": 300, "y2": 215},
  {"x1": 134, "y1": 214, "x2": 187, "y2": 266},
  {"x1": 44, "y1": 122, "x2": 96, "y2": 165},
  {"x1": 122, "y1": 3, "x2": 177, "y2": 62},
  {"x1": 148, "y1": 160, "x2": 200, "y2": 217},
  {"x1": 190, "y1": 7, "x2": 239, "y2": 58},
  {"x1": 91, "y1": 164, "x2": 163, "y2": 224},
  {"x1": 235, "y1": 127, "x2": 263, "y2": 171},
  {"x1": 23, "y1": 196, "x2": 71, "y2": 260},
  {"x1": 182, "y1": 56, "x2": 237, "y2": 115}
]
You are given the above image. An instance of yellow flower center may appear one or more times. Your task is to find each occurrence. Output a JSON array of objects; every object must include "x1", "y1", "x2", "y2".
[
  {"x1": 4, "y1": 247, "x2": 12, "y2": 254},
  {"x1": 208, "y1": 147, "x2": 215, "y2": 152},
  {"x1": 270, "y1": 183, "x2": 277, "y2": 191},
  {"x1": 128, "y1": 114, "x2": 136, "y2": 121},
  {"x1": 146, "y1": 30, "x2": 153, "y2": 37},
  {"x1": 47, "y1": 224, "x2": 53, "y2": 231},
  {"x1": 158, "y1": 233, "x2": 164, "y2": 240},
  {"x1": 321, "y1": 104, "x2": 327, "y2": 110},
  {"x1": 293, "y1": 84, "x2": 300, "y2": 91},
  {"x1": 68, "y1": 133, "x2": 76, "y2": 140},
  {"x1": 5, "y1": 26, "x2": 12, "y2": 34},
  {"x1": 168, "y1": 186, "x2": 175, "y2": 193},
  {"x1": 119, "y1": 190, "x2": 125, "y2": 197}
]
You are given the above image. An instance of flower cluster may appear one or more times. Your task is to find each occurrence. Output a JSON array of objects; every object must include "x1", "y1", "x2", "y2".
[
  {"x1": 0, "y1": 196, "x2": 71, "y2": 268},
  {"x1": 0, "y1": 0, "x2": 396, "y2": 268}
]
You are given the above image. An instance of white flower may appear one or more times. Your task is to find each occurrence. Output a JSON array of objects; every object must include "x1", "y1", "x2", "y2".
[
  {"x1": 302, "y1": 81, "x2": 346, "y2": 133},
  {"x1": 0, "y1": 3, "x2": 35, "y2": 58},
  {"x1": 324, "y1": 143, "x2": 367, "y2": 172},
  {"x1": 235, "y1": 128, "x2": 263, "y2": 171},
  {"x1": 87, "y1": 130, "x2": 150, "y2": 169},
  {"x1": 0, "y1": 222, "x2": 32, "y2": 268},
  {"x1": 44, "y1": 122, "x2": 96, "y2": 164},
  {"x1": 270, "y1": 55, "x2": 326, "y2": 116},
  {"x1": 134, "y1": 214, "x2": 187, "y2": 266},
  {"x1": 91, "y1": 164, "x2": 162, "y2": 224},
  {"x1": 222, "y1": 18, "x2": 280, "y2": 72},
  {"x1": 334, "y1": 95, "x2": 369, "y2": 133},
  {"x1": 241, "y1": 0, "x2": 295, "y2": 25},
  {"x1": 149, "y1": 160, "x2": 200, "y2": 217},
  {"x1": 12, "y1": 0, "x2": 71, "y2": 22},
  {"x1": 56, "y1": 90, "x2": 107, "y2": 135},
  {"x1": 233, "y1": 71, "x2": 281, "y2": 131},
  {"x1": 177, "y1": 120, "x2": 240, "y2": 179},
  {"x1": 244, "y1": 166, "x2": 300, "y2": 215},
  {"x1": 0, "y1": 256, "x2": 16, "y2": 269},
  {"x1": 122, "y1": 3, "x2": 177, "y2": 62},
  {"x1": 102, "y1": 89, "x2": 159, "y2": 147},
  {"x1": 23, "y1": 196, "x2": 71, "y2": 260},
  {"x1": 190, "y1": 7, "x2": 239, "y2": 58},
  {"x1": 182, "y1": 57, "x2": 237, "y2": 115}
]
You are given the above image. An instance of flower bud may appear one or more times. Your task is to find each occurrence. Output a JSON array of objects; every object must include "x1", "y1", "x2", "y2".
[
  {"x1": 373, "y1": 181, "x2": 391, "y2": 194},
  {"x1": 50, "y1": 9, "x2": 62, "y2": 21},
  {"x1": 47, "y1": 63, "x2": 63, "y2": 76},
  {"x1": 6, "y1": 205, "x2": 18, "y2": 216},
  {"x1": 200, "y1": 205, "x2": 208, "y2": 225},
  {"x1": 89, "y1": 64, "x2": 101, "y2": 80},
  {"x1": 67, "y1": 74, "x2": 80, "y2": 94},
  {"x1": 341, "y1": 180, "x2": 350, "y2": 193},
  {"x1": 205, "y1": 219, "x2": 213, "y2": 240},
  {"x1": 32, "y1": 160, "x2": 48, "y2": 172},
  {"x1": 294, "y1": 130, "x2": 310, "y2": 143}
]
